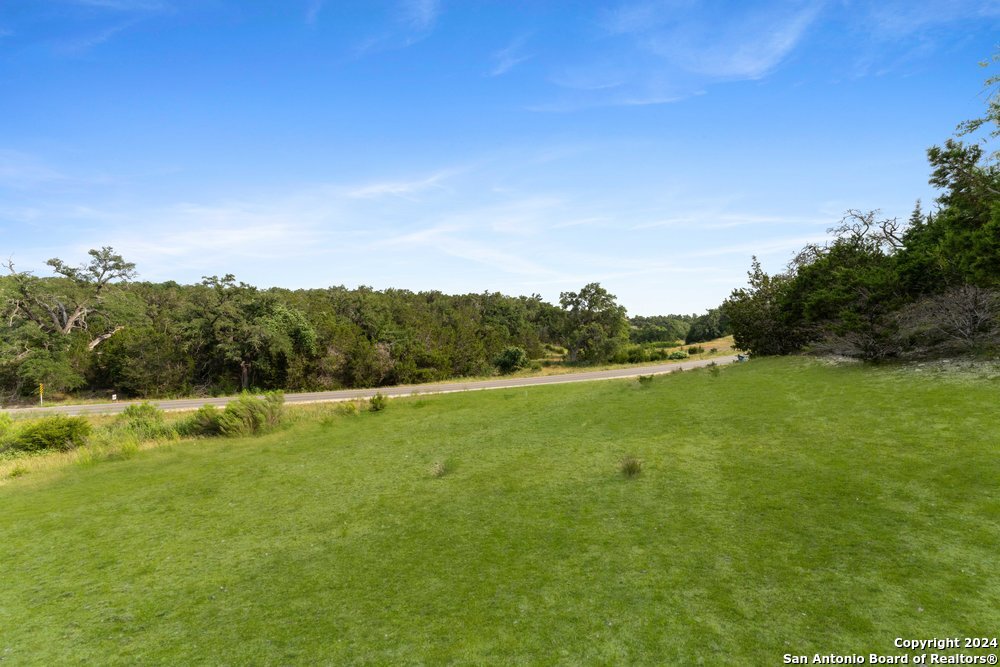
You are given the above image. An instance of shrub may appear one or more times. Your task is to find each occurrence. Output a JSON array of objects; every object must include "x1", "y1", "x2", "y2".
[
  {"x1": 429, "y1": 460, "x2": 449, "y2": 478},
  {"x1": 619, "y1": 455, "x2": 643, "y2": 478},
  {"x1": 336, "y1": 401, "x2": 360, "y2": 416},
  {"x1": 179, "y1": 405, "x2": 224, "y2": 437},
  {"x1": 0, "y1": 414, "x2": 13, "y2": 451},
  {"x1": 687, "y1": 346, "x2": 705, "y2": 355},
  {"x1": 119, "y1": 402, "x2": 162, "y2": 422},
  {"x1": 115, "y1": 402, "x2": 175, "y2": 441},
  {"x1": 668, "y1": 351, "x2": 688, "y2": 360},
  {"x1": 369, "y1": 392, "x2": 387, "y2": 412},
  {"x1": 107, "y1": 435, "x2": 141, "y2": 461},
  {"x1": 495, "y1": 346, "x2": 530, "y2": 374},
  {"x1": 12, "y1": 416, "x2": 91, "y2": 452},
  {"x1": 0, "y1": 413, "x2": 13, "y2": 437},
  {"x1": 8, "y1": 464, "x2": 28, "y2": 479},
  {"x1": 216, "y1": 392, "x2": 285, "y2": 437},
  {"x1": 627, "y1": 346, "x2": 650, "y2": 363},
  {"x1": 637, "y1": 374, "x2": 654, "y2": 387}
]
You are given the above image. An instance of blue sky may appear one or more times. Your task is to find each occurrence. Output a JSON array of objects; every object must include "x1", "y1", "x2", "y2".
[{"x1": 1, "y1": 1, "x2": 998, "y2": 315}]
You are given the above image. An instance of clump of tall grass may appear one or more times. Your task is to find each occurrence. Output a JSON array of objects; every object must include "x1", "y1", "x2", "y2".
[
  {"x1": 429, "y1": 460, "x2": 451, "y2": 478},
  {"x1": 619, "y1": 455, "x2": 643, "y2": 478},
  {"x1": 177, "y1": 405, "x2": 224, "y2": 437},
  {"x1": 215, "y1": 392, "x2": 285, "y2": 437},
  {"x1": 111, "y1": 402, "x2": 176, "y2": 441}
]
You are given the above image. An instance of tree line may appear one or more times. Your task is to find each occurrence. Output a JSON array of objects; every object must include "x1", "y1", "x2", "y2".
[
  {"x1": 3, "y1": 259, "x2": 686, "y2": 399},
  {"x1": 723, "y1": 58, "x2": 1000, "y2": 360}
]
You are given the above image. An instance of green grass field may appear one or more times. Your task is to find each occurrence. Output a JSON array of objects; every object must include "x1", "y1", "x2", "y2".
[{"x1": 1, "y1": 358, "x2": 998, "y2": 665}]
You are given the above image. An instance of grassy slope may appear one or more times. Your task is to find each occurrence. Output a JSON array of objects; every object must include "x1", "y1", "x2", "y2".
[{"x1": 1, "y1": 358, "x2": 998, "y2": 665}]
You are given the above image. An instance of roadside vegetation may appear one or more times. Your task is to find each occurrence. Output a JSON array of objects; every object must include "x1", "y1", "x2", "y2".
[{"x1": 1, "y1": 358, "x2": 997, "y2": 663}]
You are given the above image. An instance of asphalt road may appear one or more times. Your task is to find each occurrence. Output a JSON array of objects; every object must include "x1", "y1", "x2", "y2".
[{"x1": 2, "y1": 355, "x2": 739, "y2": 417}]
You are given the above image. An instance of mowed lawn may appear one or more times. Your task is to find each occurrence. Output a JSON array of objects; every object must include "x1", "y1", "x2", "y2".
[{"x1": 1, "y1": 358, "x2": 998, "y2": 665}]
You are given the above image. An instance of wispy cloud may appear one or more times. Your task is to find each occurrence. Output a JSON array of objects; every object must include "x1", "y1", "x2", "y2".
[
  {"x1": 304, "y1": 0, "x2": 325, "y2": 25},
  {"x1": 862, "y1": 0, "x2": 1000, "y2": 37},
  {"x1": 379, "y1": 224, "x2": 559, "y2": 278},
  {"x1": 401, "y1": 0, "x2": 440, "y2": 32},
  {"x1": 56, "y1": 20, "x2": 139, "y2": 54},
  {"x1": 489, "y1": 34, "x2": 533, "y2": 77},
  {"x1": 0, "y1": 150, "x2": 66, "y2": 189},
  {"x1": 609, "y1": 0, "x2": 823, "y2": 80},
  {"x1": 632, "y1": 211, "x2": 831, "y2": 231},
  {"x1": 533, "y1": 1, "x2": 823, "y2": 110},
  {"x1": 688, "y1": 234, "x2": 829, "y2": 259},
  {"x1": 354, "y1": 0, "x2": 443, "y2": 55},
  {"x1": 344, "y1": 169, "x2": 457, "y2": 199}
]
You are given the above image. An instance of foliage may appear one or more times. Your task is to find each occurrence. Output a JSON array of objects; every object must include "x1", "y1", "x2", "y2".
[
  {"x1": 369, "y1": 392, "x2": 387, "y2": 412},
  {"x1": 216, "y1": 392, "x2": 285, "y2": 437},
  {"x1": 723, "y1": 258, "x2": 802, "y2": 356},
  {"x1": 719, "y1": 59, "x2": 1000, "y2": 361},
  {"x1": 494, "y1": 346, "x2": 529, "y2": 374},
  {"x1": 9, "y1": 415, "x2": 91, "y2": 452},
  {"x1": 559, "y1": 283, "x2": 629, "y2": 363},
  {"x1": 629, "y1": 314, "x2": 690, "y2": 344},
  {"x1": 114, "y1": 402, "x2": 175, "y2": 441},
  {"x1": 685, "y1": 308, "x2": 730, "y2": 344},
  {"x1": 178, "y1": 405, "x2": 224, "y2": 437}
]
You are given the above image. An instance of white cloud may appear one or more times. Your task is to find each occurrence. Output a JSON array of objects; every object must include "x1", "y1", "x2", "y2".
[
  {"x1": 305, "y1": 0, "x2": 325, "y2": 25},
  {"x1": 533, "y1": 1, "x2": 823, "y2": 110},
  {"x1": 0, "y1": 150, "x2": 66, "y2": 189},
  {"x1": 489, "y1": 34, "x2": 533, "y2": 77},
  {"x1": 401, "y1": 0, "x2": 440, "y2": 32},
  {"x1": 345, "y1": 171, "x2": 454, "y2": 199}
]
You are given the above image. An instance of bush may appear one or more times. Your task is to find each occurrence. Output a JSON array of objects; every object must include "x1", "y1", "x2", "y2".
[
  {"x1": 369, "y1": 392, "x2": 387, "y2": 412},
  {"x1": 687, "y1": 346, "x2": 705, "y2": 355},
  {"x1": 0, "y1": 413, "x2": 13, "y2": 438},
  {"x1": 667, "y1": 351, "x2": 688, "y2": 360},
  {"x1": 115, "y1": 402, "x2": 175, "y2": 441},
  {"x1": 12, "y1": 416, "x2": 91, "y2": 452},
  {"x1": 637, "y1": 374, "x2": 654, "y2": 387},
  {"x1": 495, "y1": 346, "x2": 530, "y2": 374},
  {"x1": 619, "y1": 455, "x2": 643, "y2": 478},
  {"x1": 627, "y1": 346, "x2": 650, "y2": 363},
  {"x1": 179, "y1": 405, "x2": 224, "y2": 437},
  {"x1": 216, "y1": 392, "x2": 285, "y2": 437}
]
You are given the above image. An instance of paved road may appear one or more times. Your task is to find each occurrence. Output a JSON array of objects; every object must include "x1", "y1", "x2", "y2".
[{"x1": 2, "y1": 355, "x2": 739, "y2": 417}]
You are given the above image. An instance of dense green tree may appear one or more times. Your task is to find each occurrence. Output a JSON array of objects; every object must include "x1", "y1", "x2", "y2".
[
  {"x1": 629, "y1": 315, "x2": 691, "y2": 344},
  {"x1": 559, "y1": 283, "x2": 629, "y2": 363},
  {"x1": 722, "y1": 258, "x2": 801, "y2": 356},
  {"x1": 1, "y1": 248, "x2": 138, "y2": 396},
  {"x1": 685, "y1": 308, "x2": 730, "y2": 344}
]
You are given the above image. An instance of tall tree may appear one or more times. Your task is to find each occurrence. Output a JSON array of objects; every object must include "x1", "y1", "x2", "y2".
[{"x1": 559, "y1": 283, "x2": 629, "y2": 363}]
